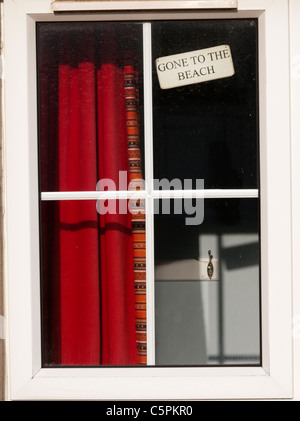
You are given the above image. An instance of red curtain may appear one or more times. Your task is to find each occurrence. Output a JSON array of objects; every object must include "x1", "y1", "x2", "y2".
[{"x1": 40, "y1": 24, "x2": 143, "y2": 366}]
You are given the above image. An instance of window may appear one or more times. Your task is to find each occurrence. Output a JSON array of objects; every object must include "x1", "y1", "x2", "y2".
[
  {"x1": 38, "y1": 17, "x2": 260, "y2": 368},
  {"x1": 4, "y1": 0, "x2": 293, "y2": 400}
]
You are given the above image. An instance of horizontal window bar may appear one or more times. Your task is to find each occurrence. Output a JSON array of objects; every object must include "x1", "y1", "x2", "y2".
[
  {"x1": 152, "y1": 189, "x2": 258, "y2": 199},
  {"x1": 41, "y1": 189, "x2": 258, "y2": 201},
  {"x1": 52, "y1": 1, "x2": 238, "y2": 13},
  {"x1": 41, "y1": 190, "x2": 146, "y2": 201}
]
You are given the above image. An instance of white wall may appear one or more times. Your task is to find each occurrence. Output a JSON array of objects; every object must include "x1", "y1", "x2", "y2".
[{"x1": 290, "y1": 0, "x2": 300, "y2": 402}]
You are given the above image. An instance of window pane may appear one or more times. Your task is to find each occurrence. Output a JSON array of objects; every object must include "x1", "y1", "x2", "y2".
[
  {"x1": 154, "y1": 198, "x2": 261, "y2": 366},
  {"x1": 38, "y1": 20, "x2": 261, "y2": 369},
  {"x1": 37, "y1": 22, "x2": 144, "y2": 192},
  {"x1": 41, "y1": 198, "x2": 146, "y2": 366},
  {"x1": 152, "y1": 20, "x2": 258, "y2": 190}
]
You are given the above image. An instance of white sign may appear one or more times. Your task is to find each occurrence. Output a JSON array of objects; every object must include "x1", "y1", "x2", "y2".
[{"x1": 156, "y1": 45, "x2": 235, "y2": 89}]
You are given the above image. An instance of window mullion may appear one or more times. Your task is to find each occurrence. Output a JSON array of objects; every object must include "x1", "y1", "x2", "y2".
[{"x1": 143, "y1": 22, "x2": 155, "y2": 366}]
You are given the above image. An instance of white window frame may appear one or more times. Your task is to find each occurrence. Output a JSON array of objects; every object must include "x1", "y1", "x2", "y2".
[{"x1": 3, "y1": 0, "x2": 293, "y2": 400}]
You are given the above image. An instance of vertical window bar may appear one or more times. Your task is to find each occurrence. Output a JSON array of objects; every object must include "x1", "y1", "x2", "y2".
[{"x1": 143, "y1": 22, "x2": 155, "y2": 365}]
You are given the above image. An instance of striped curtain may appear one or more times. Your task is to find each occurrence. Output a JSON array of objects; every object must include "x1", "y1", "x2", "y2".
[{"x1": 124, "y1": 66, "x2": 147, "y2": 365}]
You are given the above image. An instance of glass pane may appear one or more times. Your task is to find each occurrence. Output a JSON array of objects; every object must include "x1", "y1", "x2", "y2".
[
  {"x1": 154, "y1": 199, "x2": 261, "y2": 366},
  {"x1": 41, "y1": 198, "x2": 146, "y2": 366},
  {"x1": 38, "y1": 19, "x2": 261, "y2": 370},
  {"x1": 37, "y1": 22, "x2": 144, "y2": 192},
  {"x1": 152, "y1": 20, "x2": 259, "y2": 190}
]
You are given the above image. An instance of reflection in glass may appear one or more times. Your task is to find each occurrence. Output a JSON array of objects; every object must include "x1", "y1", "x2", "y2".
[{"x1": 154, "y1": 199, "x2": 261, "y2": 366}]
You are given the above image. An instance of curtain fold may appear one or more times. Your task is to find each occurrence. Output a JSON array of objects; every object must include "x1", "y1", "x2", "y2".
[
  {"x1": 40, "y1": 24, "x2": 143, "y2": 366},
  {"x1": 58, "y1": 47, "x2": 101, "y2": 365},
  {"x1": 97, "y1": 56, "x2": 137, "y2": 366}
]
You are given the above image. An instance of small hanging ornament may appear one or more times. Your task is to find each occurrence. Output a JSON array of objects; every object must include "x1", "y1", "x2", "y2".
[{"x1": 207, "y1": 250, "x2": 214, "y2": 280}]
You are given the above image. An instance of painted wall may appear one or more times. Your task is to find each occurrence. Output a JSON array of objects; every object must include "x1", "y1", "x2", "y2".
[
  {"x1": 0, "y1": 4, "x2": 5, "y2": 401},
  {"x1": 290, "y1": 0, "x2": 300, "y2": 403}
]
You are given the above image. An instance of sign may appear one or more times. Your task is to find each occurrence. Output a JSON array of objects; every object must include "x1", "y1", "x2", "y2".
[{"x1": 156, "y1": 45, "x2": 235, "y2": 89}]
